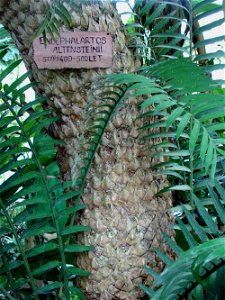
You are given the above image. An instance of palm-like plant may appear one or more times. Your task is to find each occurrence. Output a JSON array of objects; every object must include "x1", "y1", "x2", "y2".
[{"x1": 0, "y1": 0, "x2": 224, "y2": 299}]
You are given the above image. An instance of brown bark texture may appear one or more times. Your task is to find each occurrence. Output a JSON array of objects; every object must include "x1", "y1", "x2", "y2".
[{"x1": 0, "y1": 1, "x2": 173, "y2": 299}]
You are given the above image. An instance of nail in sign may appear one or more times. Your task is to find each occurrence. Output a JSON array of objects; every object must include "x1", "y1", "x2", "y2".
[{"x1": 33, "y1": 31, "x2": 112, "y2": 69}]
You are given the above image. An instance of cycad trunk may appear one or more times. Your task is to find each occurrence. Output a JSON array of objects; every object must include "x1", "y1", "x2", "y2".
[{"x1": 0, "y1": 1, "x2": 173, "y2": 299}]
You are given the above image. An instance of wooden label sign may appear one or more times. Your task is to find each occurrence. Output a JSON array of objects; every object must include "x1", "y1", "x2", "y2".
[{"x1": 33, "y1": 31, "x2": 112, "y2": 69}]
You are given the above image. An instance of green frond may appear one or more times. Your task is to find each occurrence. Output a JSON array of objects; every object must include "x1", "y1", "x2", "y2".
[
  {"x1": 67, "y1": 266, "x2": 91, "y2": 277},
  {"x1": 105, "y1": 60, "x2": 224, "y2": 187},
  {"x1": 176, "y1": 218, "x2": 199, "y2": 248},
  {"x1": 192, "y1": 193, "x2": 220, "y2": 235},
  {"x1": 153, "y1": 183, "x2": 223, "y2": 300},
  {"x1": 26, "y1": 242, "x2": 59, "y2": 258},
  {"x1": 151, "y1": 238, "x2": 225, "y2": 299},
  {"x1": 144, "y1": 266, "x2": 160, "y2": 281},
  {"x1": 145, "y1": 59, "x2": 224, "y2": 179},
  {"x1": 214, "y1": 180, "x2": 225, "y2": 203},
  {"x1": 32, "y1": 0, "x2": 79, "y2": 45},
  {"x1": 0, "y1": 59, "x2": 22, "y2": 82},
  {"x1": 154, "y1": 247, "x2": 173, "y2": 266},
  {"x1": 128, "y1": 0, "x2": 191, "y2": 61},
  {"x1": 207, "y1": 182, "x2": 225, "y2": 224},
  {"x1": 157, "y1": 184, "x2": 192, "y2": 194},
  {"x1": 138, "y1": 283, "x2": 154, "y2": 297},
  {"x1": 34, "y1": 282, "x2": 63, "y2": 295},
  {"x1": 141, "y1": 198, "x2": 225, "y2": 298},
  {"x1": 181, "y1": 204, "x2": 208, "y2": 242},
  {"x1": 161, "y1": 231, "x2": 184, "y2": 256},
  {"x1": 126, "y1": 0, "x2": 224, "y2": 69},
  {"x1": 72, "y1": 83, "x2": 128, "y2": 191},
  {"x1": 60, "y1": 225, "x2": 91, "y2": 236},
  {"x1": 0, "y1": 56, "x2": 89, "y2": 299}
]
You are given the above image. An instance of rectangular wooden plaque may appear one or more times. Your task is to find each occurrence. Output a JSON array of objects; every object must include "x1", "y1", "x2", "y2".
[{"x1": 33, "y1": 31, "x2": 112, "y2": 69}]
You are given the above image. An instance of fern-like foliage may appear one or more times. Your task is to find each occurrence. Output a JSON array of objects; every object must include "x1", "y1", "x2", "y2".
[
  {"x1": 33, "y1": 0, "x2": 79, "y2": 45},
  {"x1": 140, "y1": 238, "x2": 225, "y2": 299},
  {"x1": 139, "y1": 180, "x2": 225, "y2": 299},
  {"x1": 0, "y1": 52, "x2": 90, "y2": 299},
  {"x1": 72, "y1": 81, "x2": 135, "y2": 191},
  {"x1": 98, "y1": 58, "x2": 224, "y2": 186},
  {"x1": 121, "y1": 0, "x2": 225, "y2": 70},
  {"x1": 141, "y1": 58, "x2": 225, "y2": 186}
]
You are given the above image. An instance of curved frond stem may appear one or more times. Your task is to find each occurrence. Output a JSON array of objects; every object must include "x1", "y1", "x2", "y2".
[
  {"x1": 85, "y1": 86, "x2": 127, "y2": 183},
  {"x1": 178, "y1": 259, "x2": 225, "y2": 299},
  {"x1": 70, "y1": 85, "x2": 128, "y2": 228},
  {"x1": 0, "y1": 91, "x2": 70, "y2": 300},
  {"x1": 0, "y1": 198, "x2": 38, "y2": 298}
]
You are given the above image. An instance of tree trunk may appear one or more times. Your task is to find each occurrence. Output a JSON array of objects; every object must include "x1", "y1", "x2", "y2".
[{"x1": 0, "y1": 1, "x2": 173, "y2": 299}]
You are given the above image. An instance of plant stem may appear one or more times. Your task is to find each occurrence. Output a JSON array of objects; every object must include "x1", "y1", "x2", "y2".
[
  {"x1": 179, "y1": 259, "x2": 225, "y2": 299},
  {"x1": 189, "y1": 119, "x2": 194, "y2": 207}
]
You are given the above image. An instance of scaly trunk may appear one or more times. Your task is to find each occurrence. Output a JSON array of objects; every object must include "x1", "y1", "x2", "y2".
[{"x1": 0, "y1": 1, "x2": 173, "y2": 299}]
